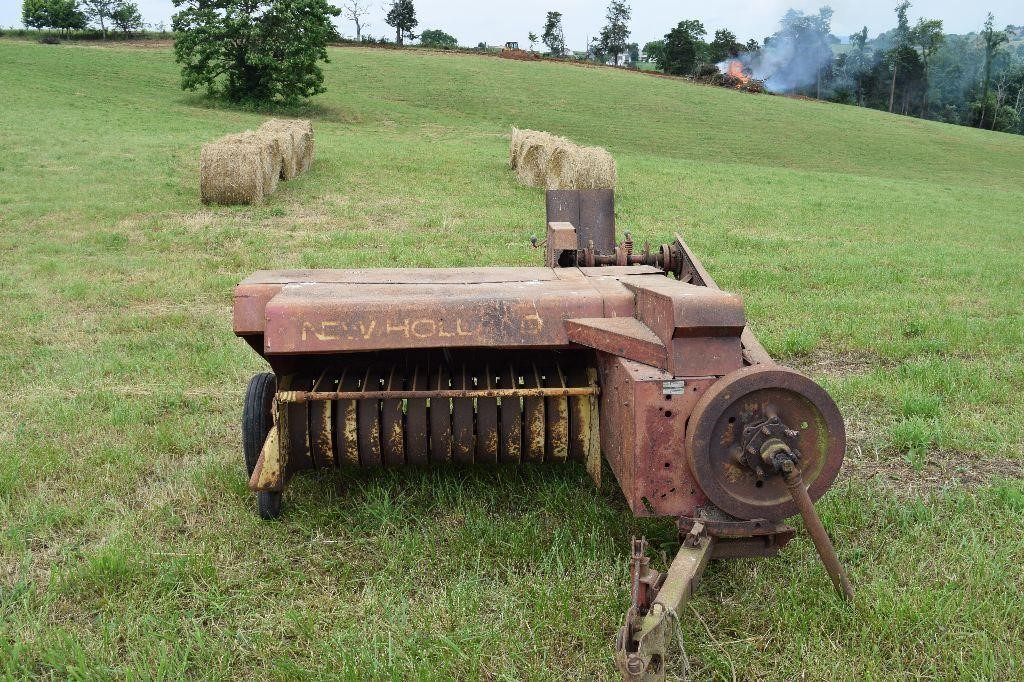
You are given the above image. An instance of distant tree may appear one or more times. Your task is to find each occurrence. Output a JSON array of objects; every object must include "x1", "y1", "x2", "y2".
[
  {"x1": 340, "y1": 0, "x2": 369, "y2": 40},
  {"x1": 773, "y1": 7, "x2": 834, "y2": 98},
  {"x1": 642, "y1": 39, "x2": 664, "y2": 64},
  {"x1": 420, "y1": 28, "x2": 456, "y2": 49},
  {"x1": 81, "y1": 0, "x2": 114, "y2": 36},
  {"x1": 707, "y1": 28, "x2": 740, "y2": 63},
  {"x1": 660, "y1": 19, "x2": 705, "y2": 75},
  {"x1": 50, "y1": 0, "x2": 88, "y2": 34},
  {"x1": 22, "y1": 0, "x2": 51, "y2": 29},
  {"x1": 910, "y1": 18, "x2": 943, "y2": 116},
  {"x1": 626, "y1": 42, "x2": 639, "y2": 64},
  {"x1": 847, "y1": 26, "x2": 871, "y2": 106},
  {"x1": 597, "y1": 0, "x2": 630, "y2": 65},
  {"x1": 886, "y1": 1, "x2": 912, "y2": 113},
  {"x1": 744, "y1": 38, "x2": 760, "y2": 52},
  {"x1": 110, "y1": 0, "x2": 142, "y2": 34},
  {"x1": 385, "y1": 0, "x2": 417, "y2": 46},
  {"x1": 541, "y1": 11, "x2": 565, "y2": 56},
  {"x1": 527, "y1": 31, "x2": 538, "y2": 50},
  {"x1": 172, "y1": 0, "x2": 340, "y2": 104},
  {"x1": 978, "y1": 12, "x2": 1009, "y2": 128}
]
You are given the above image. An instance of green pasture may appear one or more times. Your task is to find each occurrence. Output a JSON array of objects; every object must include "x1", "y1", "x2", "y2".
[{"x1": 0, "y1": 40, "x2": 1022, "y2": 679}]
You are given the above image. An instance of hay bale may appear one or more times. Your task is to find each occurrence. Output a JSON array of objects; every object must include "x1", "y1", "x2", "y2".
[
  {"x1": 222, "y1": 131, "x2": 280, "y2": 194},
  {"x1": 257, "y1": 120, "x2": 298, "y2": 179},
  {"x1": 200, "y1": 133, "x2": 275, "y2": 205},
  {"x1": 565, "y1": 145, "x2": 617, "y2": 189},
  {"x1": 509, "y1": 127, "x2": 616, "y2": 190},
  {"x1": 291, "y1": 119, "x2": 314, "y2": 174},
  {"x1": 258, "y1": 118, "x2": 314, "y2": 178}
]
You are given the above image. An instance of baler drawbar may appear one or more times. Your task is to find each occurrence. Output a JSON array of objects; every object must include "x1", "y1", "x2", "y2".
[{"x1": 233, "y1": 189, "x2": 853, "y2": 679}]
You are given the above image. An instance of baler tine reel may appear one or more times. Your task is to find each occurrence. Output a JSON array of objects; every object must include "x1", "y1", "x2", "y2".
[{"x1": 233, "y1": 188, "x2": 854, "y2": 680}]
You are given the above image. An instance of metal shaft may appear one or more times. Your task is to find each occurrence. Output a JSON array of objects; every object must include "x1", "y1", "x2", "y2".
[{"x1": 782, "y1": 461, "x2": 855, "y2": 600}]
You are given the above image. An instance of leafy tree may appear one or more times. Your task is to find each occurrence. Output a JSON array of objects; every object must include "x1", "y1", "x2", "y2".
[
  {"x1": 22, "y1": 0, "x2": 51, "y2": 29},
  {"x1": 744, "y1": 38, "x2": 759, "y2": 52},
  {"x1": 847, "y1": 26, "x2": 872, "y2": 106},
  {"x1": 172, "y1": 0, "x2": 340, "y2": 104},
  {"x1": 81, "y1": 0, "x2": 114, "y2": 36},
  {"x1": 385, "y1": 0, "x2": 416, "y2": 46},
  {"x1": 978, "y1": 12, "x2": 1009, "y2": 127},
  {"x1": 541, "y1": 11, "x2": 565, "y2": 56},
  {"x1": 626, "y1": 42, "x2": 639, "y2": 65},
  {"x1": 50, "y1": 0, "x2": 88, "y2": 34},
  {"x1": 642, "y1": 39, "x2": 664, "y2": 64},
  {"x1": 597, "y1": 0, "x2": 630, "y2": 65},
  {"x1": 886, "y1": 1, "x2": 912, "y2": 112},
  {"x1": 660, "y1": 19, "x2": 705, "y2": 76},
  {"x1": 420, "y1": 28, "x2": 456, "y2": 49},
  {"x1": 910, "y1": 18, "x2": 943, "y2": 116},
  {"x1": 110, "y1": 0, "x2": 142, "y2": 34},
  {"x1": 527, "y1": 31, "x2": 538, "y2": 51},
  {"x1": 707, "y1": 28, "x2": 740, "y2": 63},
  {"x1": 340, "y1": 0, "x2": 369, "y2": 40}
]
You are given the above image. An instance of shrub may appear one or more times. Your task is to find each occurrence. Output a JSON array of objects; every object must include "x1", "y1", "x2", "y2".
[
  {"x1": 39, "y1": 34, "x2": 61, "y2": 44},
  {"x1": 420, "y1": 29, "x2": 457, "y2": 50}
]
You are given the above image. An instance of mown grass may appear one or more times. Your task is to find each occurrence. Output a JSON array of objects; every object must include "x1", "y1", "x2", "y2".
[{"x1": 1, "y1": 40, "x2": 1022, "y2": 679}]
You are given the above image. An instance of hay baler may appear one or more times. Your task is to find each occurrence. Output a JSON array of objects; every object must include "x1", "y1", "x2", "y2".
[{"x1": 234, "y1": 190, "x2": 853, "y2": 679}]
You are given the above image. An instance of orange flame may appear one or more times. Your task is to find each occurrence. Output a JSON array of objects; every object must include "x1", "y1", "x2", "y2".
[{"x1": 726, "y1": 60, "x2": 749, "y2": 86}]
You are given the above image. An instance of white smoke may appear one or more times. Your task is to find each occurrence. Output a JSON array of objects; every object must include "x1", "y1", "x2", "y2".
[{"x1": 721, "y1": 35, "x2": 833, "y2": 93}]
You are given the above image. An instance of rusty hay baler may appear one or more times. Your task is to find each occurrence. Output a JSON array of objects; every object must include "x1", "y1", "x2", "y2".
[{"x1": 234, "y1": 189, "x2": 853, "y2": 680}]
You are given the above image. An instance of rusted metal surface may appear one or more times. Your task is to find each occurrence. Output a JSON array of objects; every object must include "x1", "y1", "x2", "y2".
[
  {"x1": 624, "y1": 277, "x2": 746, "y2": 377},
  {"x1": 263, "y1": 279, "x2": 605, "y2": 354},
  {"x1": 566, "y1": 317, "x2": 667, "y2": 369},
  {"x1": 615, "y1": 530, "x2": 716, "y2": 682},
  {"x1": 545, "y1": 221, "x2": 579, "y2": 267},
  {"x1": 671, "y1": 233, "x2": 774, "y2": 366},
  {"x1": 677, "y1": 511, "x2": 796, "y2": 559},
  {"x1": 310, "y1": 368, "x2": 335, "y2": 469},
  {"x1": 277, "y1": 386, "x2": 599, "y2": 402},
  {"x1": 546, "y1": 188, "x2": 616, "y2": 253},
  {"x1": 781, "y1": 460, "x2": 855, "y2": 599},
  {"x1": 429, "y1": 364, "x2": 452, "y2": 463},
  {"x1": 477, "y1": 365, "x2": 499, "y2": 464},
  {"x1": 598, "y1": 355, "x2": 712, "y2": 517},
  {"x1": 499, "y1": 366, "x2": 522, "y2": 464},
  {"x1": 269, "y1": 357, "x2": 596, "y2": 471},
  {"x1": 406, "y1": 366, "x2": 429, "y2": 465},
  {"x1": 382, "y1": 366, "x2": 405, "y2": 466},
  {"x1": 248, "y1": 425, "x2": 284, "y2": 492},
  {"x1": 685, "y1": 365, "x2": 846, "y2": 521}
]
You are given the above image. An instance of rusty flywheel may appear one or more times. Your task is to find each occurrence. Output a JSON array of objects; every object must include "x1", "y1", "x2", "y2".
[{"x1": 685, "y1": 365, "x2": 846, "y2": 521}]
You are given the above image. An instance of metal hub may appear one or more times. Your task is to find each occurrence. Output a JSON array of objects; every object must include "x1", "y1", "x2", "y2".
[{"x1": 685, "y1": 365, "x2": 845, "y2": 521}]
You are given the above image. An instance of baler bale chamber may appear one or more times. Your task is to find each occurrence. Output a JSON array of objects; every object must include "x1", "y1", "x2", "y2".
[{"x1": 233, "y1": 189, "x2": 854, "y2": 680}]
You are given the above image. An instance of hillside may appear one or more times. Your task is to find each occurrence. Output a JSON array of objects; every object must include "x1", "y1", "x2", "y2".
[{"x1": 1, "y1": 40, "x2": 1023, "y2": 679}]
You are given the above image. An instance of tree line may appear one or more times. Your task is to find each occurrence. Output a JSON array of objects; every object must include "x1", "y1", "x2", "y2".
[{"x1": 21, "y1": 0, "x2": 144, "y2": 36}]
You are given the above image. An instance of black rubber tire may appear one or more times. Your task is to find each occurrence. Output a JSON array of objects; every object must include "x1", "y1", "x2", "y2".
[
  {"x1": 243, "y1": 372, "x2": 277, "y2": 478},
  {"x1": 257, "y1": 491, "x2": 283, "y2": 519}
]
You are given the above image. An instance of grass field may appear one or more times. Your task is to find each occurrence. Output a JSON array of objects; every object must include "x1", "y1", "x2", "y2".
[{"x1": 1, "y1": 39, "x2": 1023, "y2": 679}]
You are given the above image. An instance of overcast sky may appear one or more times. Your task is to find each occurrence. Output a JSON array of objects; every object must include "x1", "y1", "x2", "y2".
[{"x1": 3, "y1": 0, "x2": 1019, "y2": 49}]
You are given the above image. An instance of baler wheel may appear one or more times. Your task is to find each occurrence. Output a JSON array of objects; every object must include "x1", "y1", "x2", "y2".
[
  {"x1": 257, "y1": 491, "x2": 283, "y2": 519},
  {"x1": 243, "y1": 372, "x2": 277, "y2": 478}
]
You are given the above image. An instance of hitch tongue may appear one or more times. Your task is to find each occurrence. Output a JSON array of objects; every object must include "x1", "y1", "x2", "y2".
[
  {"x1": 779, "y1": 459, "x2": 855, "y2": 600},
  {"x1": 615, "y1": 529, "x2": 715, "y2": 681}
]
